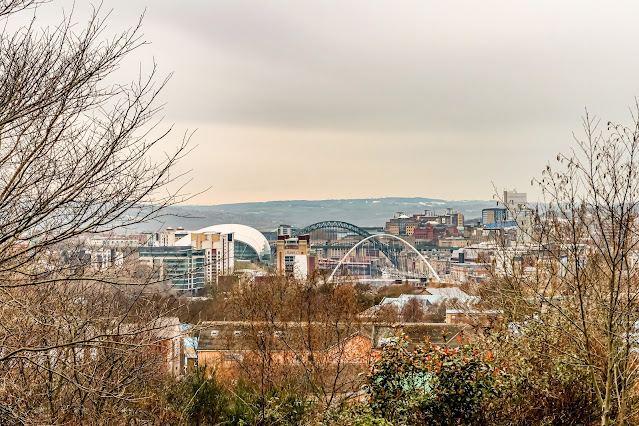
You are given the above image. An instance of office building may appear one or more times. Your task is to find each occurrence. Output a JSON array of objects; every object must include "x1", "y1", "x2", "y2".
[
  {"x1": 503, "y1": 190, "x2": 527, "y2": 220},
  {"x1": 140, "y1": 227, "x2": 236, "y2": 293},
  {"x1": 503, "y1": 190, "x2": 527, "y2": 210},
  {"x1": 278, "y1": 224, "x2": 292, "y2": 237},
  {"x1": 138, "y1": 246, "x2": 206, "y2": 293},
  {"x1": 413, "y1": 209, "x2": 464, "y2": 228},
  {"x1": 385, "y1": 213, "x2": 418, "y2": 236},
  {"x1": 153, "y1": 227, "x2": 189, "y2": 247},
  {"x1": 386, "y1": 209, "x2": 464, "y2": 237},
  {"x1": 482, "y1": 208, "x2": 508, "y2": 225},
  {"x1": 276, "y1": 234, "x2": 316, "y2": 279}
]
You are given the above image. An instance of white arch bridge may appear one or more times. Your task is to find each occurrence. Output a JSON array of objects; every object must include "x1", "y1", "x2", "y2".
[
  {"x1": 292, "y1": 221, "x2": 440, "y2": 283},
  {"x1": 327, "y1": 233, "x2": 441, "y2": 283}
]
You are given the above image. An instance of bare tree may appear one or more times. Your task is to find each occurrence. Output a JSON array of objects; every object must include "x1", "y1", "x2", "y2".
[
  {"x1": 0, "y1": 1, "x2": 190, "y2": 422},
  {"x1": 489, "y1": 107, "x2": 639, "y2": 425},
  {"x1": 369, "y1": 303, "x2": 401, "y2": 324},
  {"x1": 400, "y1": 297, "x2": 424, "y2": 322},
  {"x1": 0, "y1": 281, "x2": 181, "y2": 423},
  {"x1": 224, "y1": 274, "x2": 370, "y2": 412},
  {"x1": 0, "y1": 1, "x2": 190, "y2": 289}
]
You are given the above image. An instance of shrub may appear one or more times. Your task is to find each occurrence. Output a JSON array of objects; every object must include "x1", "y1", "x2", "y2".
[
  {"x1": 164, "y1": 369, "x2": 311, "y2": 425},
  {"x1": 479, "y1": 320, "x2": 600, "y2": 425},
  {"x1": 165, "y1": 368, "x2": 231, "y2": 425},
  {"x1": 365, "y1": 333, "x2": 501, "y2": 425},
  {"x1": 318, "y1": 403, "x2": 392, "y2": 426}
]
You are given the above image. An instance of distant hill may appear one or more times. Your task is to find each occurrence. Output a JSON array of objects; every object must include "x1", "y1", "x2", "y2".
[{"x1": 131, "y1": 197, "x2": 496, "y2": 233}]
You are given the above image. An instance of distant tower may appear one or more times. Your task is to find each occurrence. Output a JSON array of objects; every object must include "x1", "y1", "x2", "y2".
[
  {"x1": 503, "y1": 190, "x2": 527, "y2": 209},
  {"x1": 503, "y1": 190, "x2": 527, "y2": 220}
]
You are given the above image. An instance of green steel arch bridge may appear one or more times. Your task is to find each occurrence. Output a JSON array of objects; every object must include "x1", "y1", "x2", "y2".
[{"x1": 292, "y1": 220, "x2": 400, "y2": 267}]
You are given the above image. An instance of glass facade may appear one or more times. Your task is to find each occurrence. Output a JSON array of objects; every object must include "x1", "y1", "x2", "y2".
[
  {"x1": 138, "y1": 246, "x2": 206, "y2": 293},
  {"x1": 234, "y1": 240, "x2": 259, "y2": 261}
]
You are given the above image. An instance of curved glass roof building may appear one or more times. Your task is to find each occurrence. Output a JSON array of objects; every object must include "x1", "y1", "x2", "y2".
[{"x1": 175, "y1": 224, "x2": 270, "y2": 262}]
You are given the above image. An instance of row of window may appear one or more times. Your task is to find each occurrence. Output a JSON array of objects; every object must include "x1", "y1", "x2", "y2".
[{"x1": 210, "y1": 330, "x2": 284, "y2": 338}]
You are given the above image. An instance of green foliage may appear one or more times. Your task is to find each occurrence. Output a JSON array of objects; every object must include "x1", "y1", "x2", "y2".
[
  {"x1": 226, "y1": 380, "x2": 311, "y2": 426},
  {"x1": 319, "y1": 403, "x2": 393, "y2": 426},
  {"x1": 487, "y1": 360, "x2": 598, "y2": 425},
  {"x1": 163, "y1": 329, "x2": 602, "y2": 425},
  {"x1": 479, "y1": 320, "x2": 600, "y2": 425},
  {"x1": 164, "y1": 369, "x2": 311, "y2": 425},
  {"x1": 364, "y1": 333, "x2": 501, "y2": 425},
  {"x1": 165, "y1": 368, "x2": 230, "y2": 425}
]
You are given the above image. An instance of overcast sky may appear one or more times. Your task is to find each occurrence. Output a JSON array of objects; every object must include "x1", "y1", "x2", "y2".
[{"x1": 34, "y1": 1, "x2": 639, "y2": 204}]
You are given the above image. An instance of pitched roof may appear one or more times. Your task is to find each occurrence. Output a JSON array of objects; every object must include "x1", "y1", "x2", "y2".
[
  {"x1": 424, "y1": 287, "x2": 477, "y2": 303},
  {"x1": 196, "y1": 321, "x2": 468, "y2": 352},
  {"x1": 363, "y1": 323, "x2": 468, "y2": 348},
  {"x1": 197, "y1": 321, "x2": 361, "y2": 352},
  {"x1": 381, "y1": 294, "x2": 441, "y2": 307}
]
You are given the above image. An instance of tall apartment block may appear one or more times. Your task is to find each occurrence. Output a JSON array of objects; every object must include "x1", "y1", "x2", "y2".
[
  {"x1": 139, "y1": 227, "x2": 235, "y2": 294},
  {"x1": 189, "y1": 231, "x2": 235, "y2": 283}
]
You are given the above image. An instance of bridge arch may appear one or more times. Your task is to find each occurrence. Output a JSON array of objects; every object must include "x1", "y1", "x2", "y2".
[
  {"x1": 327, "y1": 233, "x2": 441, "y2": 283},
  {"x1": 293, "y1": 221, "x2": 371, "y2": 238},
  {"x1": 293, "y1": 221, "x2": 399, "y2": 267}
]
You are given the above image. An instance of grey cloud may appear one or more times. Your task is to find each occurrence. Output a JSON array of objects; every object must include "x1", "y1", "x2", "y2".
[
  {"x1": 130, "y1": 0, "x2": 639, "y2": 132},
  {"x1": 29, "y1": 0, "x2": 639, "y2": 203},
  {"x1": 34, "y1": 1, "x2": 639, "y2": 132}
]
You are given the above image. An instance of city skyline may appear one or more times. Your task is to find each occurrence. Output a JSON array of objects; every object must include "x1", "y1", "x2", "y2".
[
  {"x1": 2, "y1": 2, "x2": 637, "y2": 422},
  {"x1": 37, "y1": 0, "x2": 639, "y2": 204}
]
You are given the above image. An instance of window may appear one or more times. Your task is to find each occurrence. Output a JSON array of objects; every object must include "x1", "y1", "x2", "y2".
[
  {"x1": 210, "y1": 330, "x2": 219, "y2": 337},
  {"x1": 224, "y1": 352, "x2": 243, "y2": 362},
  {"x1": 233, "y1": 330, "x2": 242, "y2": 337}
]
